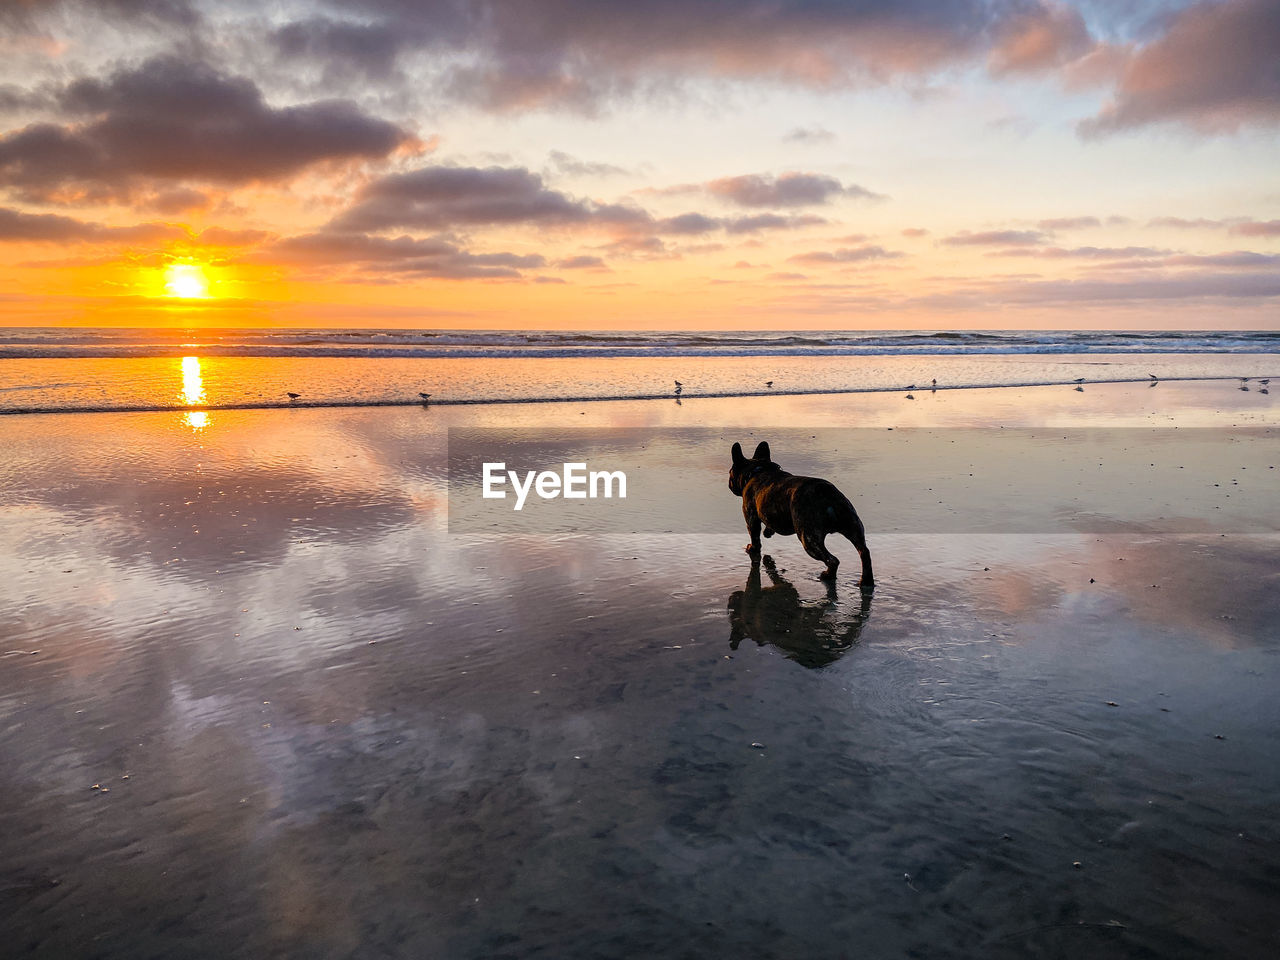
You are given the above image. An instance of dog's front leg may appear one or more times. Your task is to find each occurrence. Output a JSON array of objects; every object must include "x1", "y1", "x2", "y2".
[{"x1": 743, "y1": 500, "x2": 762, "y2": 558}]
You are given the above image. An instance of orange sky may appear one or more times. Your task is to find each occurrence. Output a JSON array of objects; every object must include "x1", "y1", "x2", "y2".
[{"x1": 1, "y1": 0, "x2": 1277, "y2": 330}]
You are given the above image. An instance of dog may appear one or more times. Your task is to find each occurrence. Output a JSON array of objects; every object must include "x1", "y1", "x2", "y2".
[{"x1": 728, "y1": 441, "x2": 874, "y2": 588}]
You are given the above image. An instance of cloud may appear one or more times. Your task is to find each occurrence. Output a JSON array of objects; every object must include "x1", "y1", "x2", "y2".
[
  {"x1": 788, "y1": 244, "x2": 902, "y2": 265},
  {"x1": 1162, "y1": 251, "x2": 1280, "y2": 268},
  {"x1": 0, "y1": 204, "x2": 184, "y2": 243},
  {"x1": 994, "y1": 245, "x2": 1172, "y2": 259},
  {"x1": 321, "y1": 0, "x2": 1054, "y2": 113},
  {"x1": 548, "y1": 150, "x2": 630, "y2": 178},
  {"x1": 656, "y1": 212, "x2": 721, "y2": 235},
  {"x1": 901, "y1": 227, "x2": 929, "y2": 237},
  {"x1": 782, "y1": 126, "x2": 836, "y2": 144},
  {"x1": 330, "y1": 162, "x2": 831, "y2": 240},
  {"x1": 988, "y1": 2, "x2": 1091, "y2": 73},
  {"x1": 269, "y1": 16, "x2": 409, "y2": 81},
  {"x1": 942, "y1": 229, "x2": 1047, "y2": 246},
  {"x1": 0, "y1": 55, "x2": 413, "y2": 202},
  {"x1": 1079, "y1": 0, "x2": 1280, "y2": 136},
  {"x1": 331, "y1": 164, "x2": 650, "y2": 233},
  {"x1": 267, "y1": 230, "x2": 546, "y2": 279},
  {"x1": 707, "y1": 172, "x2": 878, "y2": 207},
  {"x1": 555, "y1": 255, "x2": 609, "y2": 270},
  {"x1": 723, "y1": 213, "x2": 826, "y2": 234},
  {"x1": 1230, "y1": 220, "x2": 1280, "y2": 237},
  {"x1": 1148, "y1": 216, "x2": 1231, "y2": 229},
  {"x1": 1037, "y1": 216, "x2": 1102, "y2": 230}
]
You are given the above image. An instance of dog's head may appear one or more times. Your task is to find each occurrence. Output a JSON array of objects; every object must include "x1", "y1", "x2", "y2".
[{"x1": 729, "y1": 440, "x2": 773, "y2": 496}]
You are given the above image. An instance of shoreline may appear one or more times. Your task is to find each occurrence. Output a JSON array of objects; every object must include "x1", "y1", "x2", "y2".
[{"x1": 2, "y1": 372, "x2": 1277, "y2": 416}]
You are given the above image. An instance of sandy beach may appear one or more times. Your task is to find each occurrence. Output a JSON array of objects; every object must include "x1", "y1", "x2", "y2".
[{"x1": 2, "y1": 381, "x2": 1279, "y2": 959}]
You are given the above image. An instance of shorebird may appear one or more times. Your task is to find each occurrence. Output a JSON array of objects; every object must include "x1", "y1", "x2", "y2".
[
  {"x1": 1260, "y1": 379, "x2": 1270, "y2": 385},
  {"x1": 1073, "y1": 377, "x2": 1085, "y2": 383},
  {"x1": 286, "y1": 392, "x2": 301, "y2": 402},
  {"x1": 418, "y1": 392, "x2": 432, "y2": 403},
  {"x1": 674, "y1": 380, "x2": 683, "y2": 396},
  {"x1": 765, "y1": 381, "x2": 773, "y2": 388},
  {"x1": 1149, "y1": 373, "x2": 1158, "y2": 380},
  {"x1": 931, "y1": 378, "x2": 937, "y2": 388},
  {"x1": 905, "y1": 384, "x2": 916, "y2": 390}
]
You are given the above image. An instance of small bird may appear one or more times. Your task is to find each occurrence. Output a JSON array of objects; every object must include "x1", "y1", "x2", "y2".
[
  {"x1": 1261, "y1": 388, "x2": 1270, "y2": 395},
  {"x1": 905, "y1": 384, "x2": 916, "y2": 390},
  {"x1": 1073, "y1": 378, "x2": 1085, "y2": 383},
  {"x1": 1260, "y1": 379, "x2": 1270, "y2": 385},
  {"x1": 765, "y1": 381, "x2": 773, "y2": 388},
  {"x1": 286, "y1": 392, "x2": 301, "y2": 402},
  {"x1": 674, "y1": 380, "x2": 683, "y2": 396},
  {"x1": 1149, "y1": 373, "x2": 1158, "y2": 380},
  {"x1": 931, "y1": 378, "x2": 937, "y2": 388},
  {"x1": 419, "y1": 392, "x2": 432, "y2": 403},
  {"x1": 1075, "y1": 385, "x2": 1084, "y2": 392},
  {"x1": 905, "y1": 393, "x2": 915, "y2": 400}
]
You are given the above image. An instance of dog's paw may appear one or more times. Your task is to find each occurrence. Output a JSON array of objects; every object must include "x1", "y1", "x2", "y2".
[
  {"x1": 763, "y1": 527, "x2": 775, "y2": 538},
  {"x1": 818, "y1": 567, "x2": 837, "y2": 581}
]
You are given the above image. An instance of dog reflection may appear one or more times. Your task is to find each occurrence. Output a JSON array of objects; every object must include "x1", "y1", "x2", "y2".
[{"x1": 727, "y1": 555, "x2": 873, "y2": 668}]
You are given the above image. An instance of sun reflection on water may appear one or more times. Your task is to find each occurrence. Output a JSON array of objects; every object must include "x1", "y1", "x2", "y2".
[{"x1": 180, "y1": 355, "x2": 210, "y2": 430}]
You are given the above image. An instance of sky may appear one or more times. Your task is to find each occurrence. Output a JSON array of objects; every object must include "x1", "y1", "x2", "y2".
[{"x1": 0, "y1": 0, "x2": 1277, "y2": 330}]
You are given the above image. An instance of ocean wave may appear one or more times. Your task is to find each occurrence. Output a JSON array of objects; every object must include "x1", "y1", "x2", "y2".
[{"x1": 2, "y1": 327, "x2": 1279, "y2": 359}]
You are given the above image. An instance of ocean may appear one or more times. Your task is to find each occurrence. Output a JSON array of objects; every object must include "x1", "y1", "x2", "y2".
[{"x1": 2, "y1": 327, "x2": 1278, "y2": 414}]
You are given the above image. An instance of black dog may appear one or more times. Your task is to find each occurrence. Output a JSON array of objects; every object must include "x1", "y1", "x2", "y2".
[{"x1": 728, "y1": 441, "x2": 874, "y2": 587}]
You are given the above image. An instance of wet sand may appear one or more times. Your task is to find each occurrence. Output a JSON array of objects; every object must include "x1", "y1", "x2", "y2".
[{"x1": 2, "y1": 381, "x2": 1279, "y2": 959}]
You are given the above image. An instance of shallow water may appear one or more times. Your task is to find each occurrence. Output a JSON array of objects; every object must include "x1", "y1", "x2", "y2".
[
  {"x1": 2, "y1": 388, "x2": 1279, "y2": 959},
  {"x1": 2, "y1": 351, "x2": 1279, "y2": 413}
]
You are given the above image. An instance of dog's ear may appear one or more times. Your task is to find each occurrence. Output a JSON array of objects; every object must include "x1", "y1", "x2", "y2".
[
  {"x1": 731, "y1": 441, "x2": 744, "y2": 464},
  {"x1": 752, "y1": 441, "x2": 771, "y2": 462}
]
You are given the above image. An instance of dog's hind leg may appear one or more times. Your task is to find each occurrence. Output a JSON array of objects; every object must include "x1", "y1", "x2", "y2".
[
  {"x1": 843, "y1": 512, "x2": 874, "y2": 589},
  {"x1": 799, "y1": 530, "x2": 840, "y2": 581}
]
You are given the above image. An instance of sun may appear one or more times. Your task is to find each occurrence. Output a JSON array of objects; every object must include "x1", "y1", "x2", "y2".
[{"x1": 164, "y1": 263, "x2": 211, "y2": 299}]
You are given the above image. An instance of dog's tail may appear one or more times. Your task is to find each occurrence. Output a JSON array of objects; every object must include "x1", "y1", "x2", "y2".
[{"x1": 837, "y1": 500, "x2": 875, "y2": 588}]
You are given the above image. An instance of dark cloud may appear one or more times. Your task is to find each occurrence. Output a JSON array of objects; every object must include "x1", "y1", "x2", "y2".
[
  {"x1": 707, "y1": 172, "x2": 877, "y2": 207},
  {"x1": 0, "y1": 55, "x2": 412, "y2": 202},
  {"x1": 943, "y1": 229, "x2": 1047, "y2": 246},
  {"x1": 0, "y1": 204, "x2": 184, "y2": 243},
  {"x1": 330, "y1": 163, "x2": 829, "y2": 238},
  {"x1": 270, "y1": 16, "x2": 410, "y2": 80},
  {"x1": 324, "y1": 0, "x2": 1037, "y2": 112},
  {"x1": 788, "y1": 244, "x2": 902, "y2": 265},
  {"x1": 656, "y1": 212, "x2": 721, "y2": 235},
  {"x1": 1037, "y1": 216, "x2": 1102, "y2": 230},
  {"x1": 1079, "y1": 0, "x2": 1280, "y2": 136},
  {"x1": 267, "y1": 230, "x2": 546, "y2": 280},
  {"x1": 331, "y1": 164, "x2": 650, "y2": 233}
]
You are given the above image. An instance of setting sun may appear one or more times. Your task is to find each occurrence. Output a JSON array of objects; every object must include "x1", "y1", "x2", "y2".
[{"x1": 164, "y1": 263, "x2": 210, "y2": 299}]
